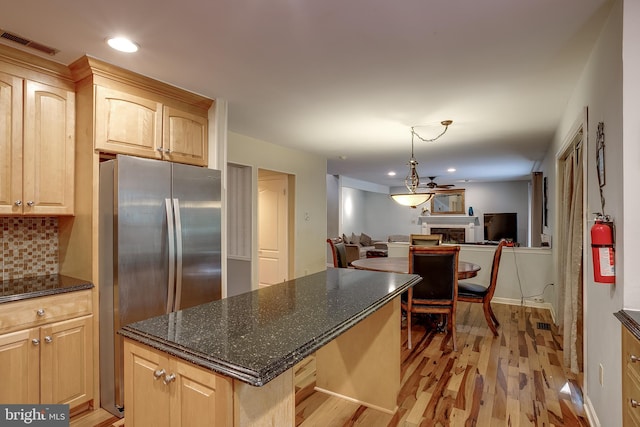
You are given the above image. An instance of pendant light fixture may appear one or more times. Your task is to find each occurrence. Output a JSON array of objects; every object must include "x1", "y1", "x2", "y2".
[{"x1": 390, "y1": 120, "x2": 453, "y2": 208}]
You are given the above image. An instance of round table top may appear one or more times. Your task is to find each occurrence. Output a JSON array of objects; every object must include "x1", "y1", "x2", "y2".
[{"x1": 351, "y1": 257, "x2": 480, "y2": 280}]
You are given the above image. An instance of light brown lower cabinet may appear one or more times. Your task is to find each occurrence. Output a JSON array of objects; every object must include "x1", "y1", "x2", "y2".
[
  {"x1": 0, "y1": 314, "x2": 93, "y2": 407},
  {"x1": 622, "y1": 326, "x2": 640, "y2": 426},
  {"x1": 123, "y1": 339, "x2": 233, "y2": 427}
]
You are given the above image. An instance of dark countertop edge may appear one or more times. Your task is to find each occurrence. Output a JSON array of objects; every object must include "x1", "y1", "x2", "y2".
[
  {"x1": 120, "y1": 273, "x2": 422, "y2": 387},
  {"x1": 0, "y1": 281, "x2": 94, "y2": 304},
  {"x1": 615, "y1": 310, "x2": 640, "y2": 340}
]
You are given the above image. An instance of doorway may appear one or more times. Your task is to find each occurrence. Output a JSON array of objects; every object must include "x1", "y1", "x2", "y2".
[
  {"x1": 556, "y1": 112, "x2": 586, "y2": 377},
  {"x1": 258, "y1": 169, "x2": 292, "y2": 287}
]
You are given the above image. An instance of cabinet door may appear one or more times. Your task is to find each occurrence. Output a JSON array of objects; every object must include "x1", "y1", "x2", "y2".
[
  {"x1": 0, "y1": 328, "x2": 39, "y2": 403},
  {"x1": 0, "y1": 71, "x2": 23, "y2": 215},
  {"x1": 169, "y1": 357, "x2": 233, "y2": 427},
  {"x1": 124, "y1": 339, "x2": 171, "y2": 427},
  {"x1": 95, "y1": 86, "x2": 163, "y2": 160},
  {"x1": 40, "y1": 315, "x2": 93, "y2": 406},
  {"x1": 23, "y1": 80, "x2": 75, "y2": 215},
  {"x1": 163, "y1": 106, "x2": 208, "y2": 166}
]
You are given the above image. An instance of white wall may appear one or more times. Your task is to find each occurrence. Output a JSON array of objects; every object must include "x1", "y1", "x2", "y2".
[
  {"x1": 227, "y1": 131, "x2": 328, "y2": 282},
  {"x1": 542, "y1": 1, "x2": 622, "y2": 424},
  {"x1": 337, "y1": 180, "x2": 530, "y2": 245}
]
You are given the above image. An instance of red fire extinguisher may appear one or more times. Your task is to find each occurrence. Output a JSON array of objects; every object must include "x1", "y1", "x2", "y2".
[{"x1": 591, "y1": 214, "x2": 615, "y2": 284}]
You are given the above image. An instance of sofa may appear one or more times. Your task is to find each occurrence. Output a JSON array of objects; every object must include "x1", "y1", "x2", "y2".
[{"x1": 339, "y1": 233, "x2": 409, "y2": 265}]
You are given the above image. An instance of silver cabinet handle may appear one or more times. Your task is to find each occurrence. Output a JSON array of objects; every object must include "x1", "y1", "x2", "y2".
[
  {"x1": 14, "y1": 200, "x2": 22, "y2": 206},
  {"x1": 632, "y1": 399, "x2": 639, "y2": 408},
  {"x1": 32, "y1": 339, "x2": 40, "y2": 346},
  {"x1": 153, "y1": 369, "x2": 166, "y2": 379},
  {"x1": 156, "y1": 147, "x2": 163, "y2": 152},
  {"x1": 163, "y1": 373, "x2": 176, "y2": 385},
  {"x1": 27, "y1": 201, "x2": 34, "y2": 207},
  {"x1": 36, "y1": 309, "x2": 45, "y2": 317},
  {"x1": 44, "y1": 336, "x2": 52, "y2": 343},
  {"x1": 164, "y1": 148, "x2": 171, "y2": 153},
  {"x1": 631, "y1": 355, "x2": 639, "y2": 363}
]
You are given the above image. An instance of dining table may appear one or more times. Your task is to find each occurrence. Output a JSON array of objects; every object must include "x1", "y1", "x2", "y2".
[{"x1": 351, "y1": 256, "x2": 481, "y2": 279}]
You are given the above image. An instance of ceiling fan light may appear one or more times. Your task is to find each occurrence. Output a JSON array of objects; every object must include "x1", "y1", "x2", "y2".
[{"x1": 390, "y1": 192, "x2": 433, "y2": 208}]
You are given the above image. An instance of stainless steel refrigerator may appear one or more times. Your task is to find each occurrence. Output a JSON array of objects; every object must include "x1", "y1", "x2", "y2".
[{"x1": 99, "y1": 154, "x2": 222, "y2": 418}]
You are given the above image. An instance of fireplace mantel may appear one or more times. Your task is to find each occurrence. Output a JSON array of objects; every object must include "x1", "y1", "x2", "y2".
[
  {"x1": 418, "y1": 216, "x2": 479, "y2": 242},
  {"x1": 418, "y1": 216, "x2": 479, "y2": 225}
]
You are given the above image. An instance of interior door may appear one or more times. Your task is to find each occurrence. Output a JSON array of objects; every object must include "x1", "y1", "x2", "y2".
[{"x1": 258, "y1": 172, "x2": 288, "y2": 287}]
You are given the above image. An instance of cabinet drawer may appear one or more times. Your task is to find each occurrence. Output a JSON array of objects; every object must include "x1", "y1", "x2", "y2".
[
  {"x1": 0, "y1": 290, "x2": 92, "y2": 334},
  {"x1": 625, "y1": 368, "x2": 640, "y2": 426},
  {"x1": 624, "y1": 327, "x2": 640, "y2": 383}
]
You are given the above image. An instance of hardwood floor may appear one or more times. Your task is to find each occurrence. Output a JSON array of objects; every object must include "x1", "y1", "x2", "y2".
[
  {"x1": 295, "y1": 302, "x2": 589, "y2": 427},
  {"x1": 71, "y1": 302, "x2": 588, "y2": 426}
]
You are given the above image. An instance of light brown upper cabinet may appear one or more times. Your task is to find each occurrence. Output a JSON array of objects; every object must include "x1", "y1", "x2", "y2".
[
  {"x1": 0, "y1": 46, "x2": 75, "y2": 216},
  {"x1": 71, "y1": 56, "x2": 212, "y2": 167}
]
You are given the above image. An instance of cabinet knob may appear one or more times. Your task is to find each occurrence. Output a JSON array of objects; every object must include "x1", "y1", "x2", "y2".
[
  {"x1": 27, "y1": 201, "x2": 34, "y2": 207},
  {"x1": 632, "y1": 399, "x2": 639, "y2": 408},
  {"x1": 14, "y1": 200, "x2": 22, "y2": 206},
  {"x1": 164, "y1": 148, "x2": 171, "y2": 154},
  {"x1": 32, "y1": 339, "x2": 40, "y2": 346},
  {"x1": 36, "y1": 309, "x2": 45, "y2": 317},
  {"x1": 44, "y1": 336, "x2": 52, "y2": 344},
  {"x1": 153, "y1": 369, "x2": 166, "y2": 379},
  {"x1": 163, "y1": 373, "x2": 176, "y2": 385},
  {"x1": 156, "y1": 147, "x2": 163, "y2": 153},
  {"x1": 631, "y1": 355, "x2": 640, "y2": 363}
]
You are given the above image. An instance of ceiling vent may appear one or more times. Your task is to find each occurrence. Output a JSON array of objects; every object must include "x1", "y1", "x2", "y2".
[{"x1": 0, "y1": 29, "x2": 59, "y2": 56}]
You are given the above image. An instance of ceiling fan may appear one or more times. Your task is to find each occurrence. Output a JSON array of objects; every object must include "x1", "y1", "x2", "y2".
[{"x1": 419, "y1": 176, "x2": 455, "y2": 190}]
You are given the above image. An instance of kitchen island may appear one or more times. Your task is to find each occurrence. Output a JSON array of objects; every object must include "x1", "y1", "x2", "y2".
[{"x1": 119, "y1": 268, "x2": 421, "y2": 426}]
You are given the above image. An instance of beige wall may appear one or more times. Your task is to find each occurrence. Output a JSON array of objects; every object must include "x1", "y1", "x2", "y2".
[{"x1": 227, "y1": 131, "x2": 327, "y2": 284}]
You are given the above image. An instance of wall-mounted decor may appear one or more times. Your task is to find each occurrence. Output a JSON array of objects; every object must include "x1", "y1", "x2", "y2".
[
  {"x1": 430, "y1": 189, "x2": 465, "y2": 215},
  {"x1": 543, "y1": 176, "x2": 548, "y2": 227},
  {"x1": 596, "y1": 121, "x2": 605, "y2": 187}
]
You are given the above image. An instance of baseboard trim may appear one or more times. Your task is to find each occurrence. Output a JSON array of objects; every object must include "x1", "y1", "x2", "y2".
[
  {"x1": 584, "y1": 394, "x2": 600, "y2": 427},
  {"x1": 491, "y1": 297, "x2": 557, "y2": 324}
]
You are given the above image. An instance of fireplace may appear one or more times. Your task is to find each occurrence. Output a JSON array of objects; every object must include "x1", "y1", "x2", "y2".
[
  {"x1": 431, "y1": 227, "x2": 467, "y2": 244},
  {"x1": 418, "y1": 215, "x2": 479, "y2": 243}
]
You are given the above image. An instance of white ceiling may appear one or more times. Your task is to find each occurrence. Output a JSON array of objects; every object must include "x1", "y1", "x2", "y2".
[{"x1": 2, "y1": 0, "x2": 611, "y2": 188}]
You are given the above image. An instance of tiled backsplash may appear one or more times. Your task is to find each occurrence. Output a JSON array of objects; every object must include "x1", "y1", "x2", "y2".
[{"x1": 1, "y1": 217, "x2": 59, "y2": 281}]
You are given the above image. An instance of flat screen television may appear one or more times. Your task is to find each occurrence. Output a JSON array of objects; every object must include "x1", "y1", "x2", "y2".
[{"x1": 484, "y1": 213, "x2": 517, "y2": 242}]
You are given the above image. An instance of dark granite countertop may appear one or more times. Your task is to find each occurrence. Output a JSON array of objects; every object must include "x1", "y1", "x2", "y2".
[
  {"x1": 615, "y1": 310, "x2": 640, "y2": 340},
  {"x1": 120, "y1": 268, "x2": 421, "y2": 387},
  {"x1": 0, "y1": 274, "x2": 94, "y2": 304}
]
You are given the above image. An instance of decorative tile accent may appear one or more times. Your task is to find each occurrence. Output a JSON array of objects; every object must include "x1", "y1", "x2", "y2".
[{"x1": 0, "y1": 217, "x2": 59, "y2": 281}]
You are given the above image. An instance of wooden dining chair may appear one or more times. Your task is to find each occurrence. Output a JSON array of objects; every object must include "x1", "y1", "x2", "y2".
[
  {"x1": 326, "y1": 238, "x2": 349, "y2": 268},
  {"x1": 457, "y1": 239, "x2": 507, "y2": 336},
  {"x1": 403, "y1": 245, "x2": 460, "y2": 350},
  {"x1": 409, "y1": 233, "x2": 442, "y2": 246}
]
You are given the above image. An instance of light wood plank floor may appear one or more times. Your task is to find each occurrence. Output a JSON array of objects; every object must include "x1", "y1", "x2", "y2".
[
  {"x1": 295, "y1": 302, "x2": 589, "y2": 427},
  {"x1": 71, "y1": 302, "x2": 588, "y2": 427}
]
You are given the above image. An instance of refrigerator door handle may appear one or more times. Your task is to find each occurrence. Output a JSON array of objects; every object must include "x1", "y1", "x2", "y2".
[
  {"x1": 173, "y1": 198, "x2": 184, "y2": 310},
  {"x1": 165, "y1": 198, "x2": 176, "y2": 313}
]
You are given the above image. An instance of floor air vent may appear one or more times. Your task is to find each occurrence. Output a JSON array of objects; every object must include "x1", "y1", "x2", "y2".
[
  {"x1": 0, "y1": 29, "x2": 59, "y2": 55},
  {"x1": 537, "y1": 322, "x2": 551, "y2": 330}
]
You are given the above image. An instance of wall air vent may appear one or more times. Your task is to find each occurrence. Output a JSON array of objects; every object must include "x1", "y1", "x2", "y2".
[{"x1": 0, "y1": 29, "x2": 59, "y2": 55}]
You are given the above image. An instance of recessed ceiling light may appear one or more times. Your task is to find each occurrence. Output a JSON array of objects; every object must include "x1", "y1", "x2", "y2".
[
  {"x1": 107, "y1": 37, "x2": 139, "y2": 53},
  {"x1": 388, "y1": 171, "x2": 396, "y2": 176},
  {"x1": 447, "y1": 168, "x2": 456, "y2": 173}
]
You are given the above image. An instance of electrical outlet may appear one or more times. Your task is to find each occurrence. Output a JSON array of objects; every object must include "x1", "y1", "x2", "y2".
[
  {"x1": 599, "y1": 363, "x2": 604, "y2": 386},
  {"x1": 533, "y1": 296, "x2": 544, "y2": 303}
]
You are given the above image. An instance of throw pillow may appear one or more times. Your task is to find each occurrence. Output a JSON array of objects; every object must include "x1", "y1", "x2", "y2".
[
  {"x1": 342, "y1": 233, "x2": 350, "y2": 244},
  {"x1": 360, "y1": 233, "x2": 372, "y2": 246},
  {"x1": 350, "y1": 232, "x2": 360, "y2": 246}
]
